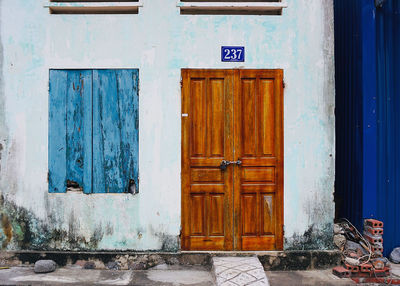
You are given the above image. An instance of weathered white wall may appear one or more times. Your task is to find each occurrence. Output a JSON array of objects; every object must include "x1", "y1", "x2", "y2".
[{"x1": 0, "y1": 0, "x2": 335, "y2": 250}]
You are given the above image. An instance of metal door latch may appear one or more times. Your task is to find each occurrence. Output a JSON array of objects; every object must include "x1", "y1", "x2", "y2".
[
  {"x1": 219, "y1": 159, "x2": 242, "y2": 171},
  {"x1": 219, "y1": 160, "x2": 229, "y2": 171}
]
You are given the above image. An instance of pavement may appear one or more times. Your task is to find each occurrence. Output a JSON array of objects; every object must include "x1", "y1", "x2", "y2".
[
  {"x1": 0, "y1": 265, "x2": 353, "y2": 286},
  {"x1": 0, "y1": 265, "x2": 214, "y2": 285},
  {"x1": 267, "y1": 269, "x2": 356, "y2": 286},
  {"x1": 1, "y1": 263, "x2": 400, "y2": 285}
]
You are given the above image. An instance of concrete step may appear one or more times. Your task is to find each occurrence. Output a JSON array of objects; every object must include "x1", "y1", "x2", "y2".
[{"x1": 212, "y1": 256, "x2": 269, "y2": 286}]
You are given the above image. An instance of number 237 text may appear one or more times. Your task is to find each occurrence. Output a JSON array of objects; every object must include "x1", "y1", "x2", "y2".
[{"x1": 221, "y1": 47, "x2": 245, "y2": 62}]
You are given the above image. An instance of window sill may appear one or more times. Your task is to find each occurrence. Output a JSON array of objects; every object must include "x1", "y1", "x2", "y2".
[
  {"x1": 48, "y1": 192, "x2": 138, "y2": 198},
  {"x1": 177, "y1": 1, "x2": 288, "y2": 15},
  {"x1": 44, "y1": 1, "x2": 143, "y2": 14}
]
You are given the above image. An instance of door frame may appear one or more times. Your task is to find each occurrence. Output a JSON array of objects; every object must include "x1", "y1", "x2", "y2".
[{"x1": 181, "y1": 68, "x2": 284, "y2": 251}]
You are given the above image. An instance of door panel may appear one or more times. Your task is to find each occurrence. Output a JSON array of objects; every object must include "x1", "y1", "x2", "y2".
[
  {"x1": 234, "y1": 69, "x2": 283, "y2": 251},
  {"x1": 49, "y1": 70, "x2": 92, "y2": 194},
  {"x1": 261, "y1": 194, "x2": 274, "y2": 235},
  {"x1": 181, "y1": 69, "x2": 234, "y2": 250},
  {"x1": 182, "y1": 69, "x2": 283, "y2": 251},
  {"x1": 92, "y1": 69, "x2": 139, "y2": 193}
]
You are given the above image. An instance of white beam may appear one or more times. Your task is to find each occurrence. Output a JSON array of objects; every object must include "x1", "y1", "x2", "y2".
[
  {"x1": 177, "y1": 2, "x2": 287, "y2": 11},
  {"x1": 44, "y1": 1, "x2": 143, "y2": 8}
]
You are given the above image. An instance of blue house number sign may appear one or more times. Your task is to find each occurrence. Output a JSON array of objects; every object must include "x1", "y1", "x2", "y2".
[{"x1": 221, "y1": 46, "x2": 245, "y2": 62}]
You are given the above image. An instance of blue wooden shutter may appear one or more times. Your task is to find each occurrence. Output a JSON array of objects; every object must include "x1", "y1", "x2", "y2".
[
  {"x1": 49, "y1": 70, "x2": 92, "y2": 193},
  {"x1": 92, "y1": 69, "x2": 139, "y2": 193}
]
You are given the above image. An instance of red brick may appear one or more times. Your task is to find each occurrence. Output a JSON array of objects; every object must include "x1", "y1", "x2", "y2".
[
  {"x1": 364, "y1": 233, "x2": 383, "y2": 244},
  {"x1": 372, "y1": 267, "x2": 390, "y2": 277},
  {"x1": 364, "y1": 219, "x2": 384, "y2": 228},
  {"x1": 352, "y1": 271, "x2": 372, "y2": 278},
  {"x1": 360, "y1": 263, "x2": 373, "y2": 273},
  {"x1": 372, "y1": 245, "x2": 383, "y2": 253},
  {"x1": 364, "y1": 226, "x2": 384, "y2": 235},
  {"x1": 332, "y1": 266, "x2": 351, "y2": 278},
  {"x1": 344, "y1": 263, "x2": 359, "y2": 273}
]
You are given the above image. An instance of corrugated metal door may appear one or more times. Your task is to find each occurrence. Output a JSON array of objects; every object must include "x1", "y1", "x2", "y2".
[
  {"x1": 334, "y1": 0, "x2": 400, "y2": 255},
  {"x1": 376, "y1": 0, "x2": 400, "y2": 255}
]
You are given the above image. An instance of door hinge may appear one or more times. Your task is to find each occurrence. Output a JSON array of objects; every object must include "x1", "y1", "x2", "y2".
[
  {"x1": 180, "y1": 77, "x2": 183, "y2": 89},
  {"x1": 282, "y1": 80, "x2": 286, "y2": 89},
  {"x1": 47, "y1": 171, "x2": 49, "y2": 183},
  {"x1": 282, "y1": 225, "x2": 285, "y2": 236}
]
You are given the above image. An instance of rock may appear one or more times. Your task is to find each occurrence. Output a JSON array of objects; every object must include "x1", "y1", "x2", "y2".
[
  {"x1": 34, "y1": 260, "x2": 57, "y2": 273},
  {"x1": 74, "y1": 260, "x2": 86, "y2": 268},
  {"x1": 94, "y1": 260, "x2": 105, "y2": 269},
  {"x1": 129, "y1": 261, "x2": 146, "y2": 270},
  {"x1": 346, "y1": 240, "x2": 368, "y2": 255},
  {"x1": 148, "y1": 254, "x2": 164, "y2": 266},
  {"x1": 334, "y1": 224, "x2": 344, "y2": 234},
  {"x1": 180, "y1": 254, "x2": 207, "y2": 265},
  {"x1": 390, "y1": 247, "x2": 400, "y2": 263},
  {"x1": 106, "y1": 261, "x2": 120, "y2": 270},
  {"x1": 333, "y1": 234, "x2": 346, "y2": 250},
  {"x1": 165, "y1": 257, "x2": 180, "y2": 265},
  {"x1": 84, "y1": 261, "x2": 96, "y2": 269}
]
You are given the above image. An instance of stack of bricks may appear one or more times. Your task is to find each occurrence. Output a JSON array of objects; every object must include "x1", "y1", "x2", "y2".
[
  {"x1": 364, "y1": 219, "x2": 384, "y2": 255},
  {"x1": 332, "y1": 219, "x2": 394, "y2": 283}
]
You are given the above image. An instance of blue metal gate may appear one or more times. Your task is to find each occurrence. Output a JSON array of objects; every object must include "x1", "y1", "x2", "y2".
[
  {"x1": 376, "y1": 0, "x2": 400, "y2": 256},
  {"x1": 334, "y1": 0, "x2": 400, "y2": 255}
]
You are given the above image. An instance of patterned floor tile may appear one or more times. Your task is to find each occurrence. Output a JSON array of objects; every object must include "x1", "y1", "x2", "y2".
[{"x1": 212, "y1": 257, "x2": 270, "y2": 286}]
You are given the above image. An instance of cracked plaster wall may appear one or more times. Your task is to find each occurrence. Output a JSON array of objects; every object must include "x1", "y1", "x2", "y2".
[{"x1": 0, "y1": 0, "x2": 335, "y2": 251}]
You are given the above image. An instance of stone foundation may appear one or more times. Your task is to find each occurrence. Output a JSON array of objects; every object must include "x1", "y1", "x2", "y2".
[{"x1": 0, "y1": 250, "x2": 341, "y2": 271}]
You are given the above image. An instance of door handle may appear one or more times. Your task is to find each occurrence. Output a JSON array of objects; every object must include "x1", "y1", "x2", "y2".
[{"x1": 219, "y1": 159, "x2": 242, "y2": 171}]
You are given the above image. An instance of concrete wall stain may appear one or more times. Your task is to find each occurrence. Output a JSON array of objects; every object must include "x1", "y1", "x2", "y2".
[
  {"x1": 1, "y1": 214, "x2": 12, "y2": 248},
  {"x1": 0, "y1": 193, "x2": 179, "y2": 251},
  {"x1": 156, "y1": 233, "x2": 179, "y2": 252},
  {"x1": 0, "y1": 194, "x2": 103, "y2": 250},
  {"x1": 284, "y1": 223, "x2": 334, "y2": 250}
]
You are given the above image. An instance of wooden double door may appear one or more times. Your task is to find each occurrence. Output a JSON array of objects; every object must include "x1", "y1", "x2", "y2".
[{"x1": 181, "y1": 69, "x2": 283, "y2": 251}]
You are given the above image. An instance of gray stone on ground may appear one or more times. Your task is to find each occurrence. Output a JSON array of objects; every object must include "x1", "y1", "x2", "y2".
[
  {"x1": 106, "y1": 261, "x2": 120, "y2": 270},
  {"x1": 129, "y1": 261, "x2": 146, "y2": 270},
  {"x1": 83, "y1": 261, "x2": 96, "y2": 269},
  {"x1": 391, "y1": 247, "x2": 400, "y2": 263},
  {"x1": 212, "y1": 256, "x2": 269, "y2": 286},
  {"x1": 334, "y1": 224, "x2": 344, "y2": 234},
  {"x1": 34, "y1": 260, "x2": 57, "y2": 273},
  {"x1": 333, "y1": 234, "x2": 346, "y2": 249}
]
